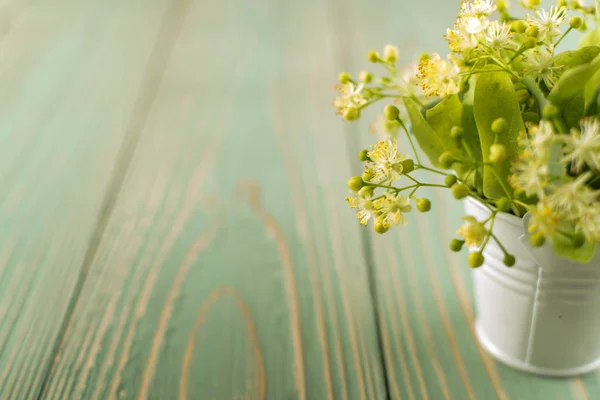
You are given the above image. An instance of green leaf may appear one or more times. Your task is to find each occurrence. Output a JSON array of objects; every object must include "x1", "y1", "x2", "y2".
[
  {"x1": 551, "y1": 232, "x2": 597, "y2": 263},
  {"x1": 473, "y1": 70, "x2": 523, "y2": 199},
  {"x1": 579, "y1": 28, "x2": 600, "y2": 49},
  {"x1": 563, "y1": 94, "x2": 585, "y2": 128},
  {"x1": 548, "y1": 52, "x2": 600, "y2": 109},
  {"x1": 460, "y1": 77, "x2": 484, "y2": 188},
  {"x1": 403, "y1": 97, "x2": 447, "y2": 168},
  {"x1": 584, "y1": 67, "x2": 600, "y2": 113},
  {"x1": 549, "y1": 53, "x2": 600, "y2": 129},
  {"x1": 553, "y1": 46, "x2": 600, "y2": 69},
  {"x1": 425, "y1": 95, "x2": 473, "y2": 181}
]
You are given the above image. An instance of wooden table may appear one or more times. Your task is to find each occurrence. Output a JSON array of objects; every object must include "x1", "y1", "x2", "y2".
[{"x1": 1, "y1": 0, "x2": 597, "y2": 398}]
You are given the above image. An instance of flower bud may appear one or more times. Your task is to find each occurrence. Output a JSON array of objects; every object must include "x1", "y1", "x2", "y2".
[
  {"x1": 347, "y1": 176, "x2": 364, "y2": 191},
  {"x1": 489, "y1": 144, "x2": 507, "y2": 163},
  {"x1": 358, "y1": 149, "x2": 370, "y2": 161},
  {"x1": 383, "y1": 44, "x2": 399, "y2": 63},
  {"x1": 516, "y1": 89, "x2": 530, "y2": 104},
  {"x1": 523, "y1": 37, "x2": 537, "y2": 49},
  {"x1": 438, "y1": 151, "x2": 454, "y2": 169},
  {"x1": 338, "y1": 72, "x2": 351, "y2": 84},
  {"x1": 522, "y1": 0, "x2": 541, "y2": 9},
  {"x1": 525, "y1": 25, "x2": 539, "y2": 37},
  {"x1": 496, "y1": 197, "x2": 510, "y2": 212},
  {"x1": 368, "y1": 50, "x2": 380, "y2": 63},
  {"x1": 450, "y1": 239, "x2": 464, "y2": 252},
  {"x1": 343, "y1": 108, "x2": 360, "y2": 121},
  {"x1": 445, "y1": 174, "x2": 458, "y2": 187},
  {"x1": 530, "y1": 232, "x2": 545, "y2": 247},
  {"x1": 359, "y1": 186, "x2": 374, "y2": 197},
  {"x1": 468, "y1": 252, "x2": 485, "y2": 268},
  {"x1": 400, "y1": 159, "x2": 415, "y2": 174},
  {"x1": 417, "y1": 198, "x2": 431, "y2": 212},
  {"x1": 359, "y1": 70, "x2": 373, "y2": 83},
  {"x1": 491, "y1": 118, "x2": 508, "y2": 134},
  {"x1": 503, "y1": 254, "x2": 516, "y2": 267},
  {"x1": 374, "y1": 217, "x2": 389, "y2": 234},
  {"x1": 522, "y1": 111, "x2": 540, "y2": 124},
  {"x1": 497, "y1": 0, "x2": 509, "y2": 12},
  {"x1": 511, "y1": 20, "x2": 527, "y2": 33},
  {"x1": 572, "y1": 232, "x2": 586, "y2": 248},
  {"x1": 450, "y1": 126, "x2": 464, "y2": 139},
  {"x1": 451, "y1": 183, "x2": 469, "y2": 199},
  {"x1": 384, "y1": 104, "x2": 400, "y2": 121},
  {"x1": 570, "y1": 16, "x2": 583, "y2": 29},
  {"x1": 459, "y1": 81, "x2": 470, "y2": 94},
  {"x1": 542, "y1": 103, "x2": 559, "y2": 119},
  {"x1": 419, "y1": 52, "x2": 431, "y2": 62}
]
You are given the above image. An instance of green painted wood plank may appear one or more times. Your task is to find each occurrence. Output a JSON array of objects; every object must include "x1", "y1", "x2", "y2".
[
  {"x1": 0, "y1": 1, "x2": 173, "y2": 398},
  {"x1": 40, "y1": 0, "x2": 386, "y2": 399},
  {"x1": 341, "y1": 0, "x2": 599, "y2": 398}
]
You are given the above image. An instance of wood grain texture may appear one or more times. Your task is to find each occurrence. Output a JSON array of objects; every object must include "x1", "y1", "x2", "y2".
[
  {"x1": 38, "y1": 0, "x2": 386, "y2": 398},
  {"x1": 342, "y1": 0, "x2": 600, "y2": 398},
  {"x1": 0, "y1": 1, "x2": 173, "y2": 398},
  {"x1": 5, "y1": 0, "x2": 600, "y2": 398}
]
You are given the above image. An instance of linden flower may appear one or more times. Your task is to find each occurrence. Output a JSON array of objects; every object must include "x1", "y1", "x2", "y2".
[
  {"x1": 575, "y1": 204, "x2": 600, "y2": 242},
  {"x1": 548, "y1": 173, "x2": 599, "y2": 220},
  {"x1": 346, "y1": 188, "x2": 375, "y2": 226},
  {"x1": 460, "y1": 0, "x2": 497, "y2": 17},
  {"x1": 397, "y1": 63, "x2": 425, "y2": 98},
  {"x1": 528, "y1": 120, "x2": 556, "y2": 157},
  {"x1": 510, "y1": 157, "x2": 549, "y2": 197},
  {"x1": 459, "y1": 15, "x2": 490, "y2": 34},
  {"x1": 373, "y1": 192, "x2": 412, "y2": 227},
  {"x1": 562, "y1": 117, "x2": 600, "y2": 171},
  {"x1": 527, "y1": 6, "x2": 568, "y2": 39},
  {"x1": 528, "y1": 198, "x2": 560, "y2": 237},
  {"x1": 445, "y1": 26, "x2": 479, "y2": 52},
  {"x1": 484, "y1": 21, "x2": 515, "y2": 49},
  {"x1": 417, "y1": 53, "x2": 460, "y2": 97},
  {"x1": 523, "y1": 49, "x2": 562, "y2": 88},
  {"x1": 366, "y1": 138, "x2": 410, "y2": 182},
  {"x1": 369, "y1": 115, "x2": 400, "y2": 141},
  {"x1": 457, "y1": 216, "x2": 487, "y2": 247},
  {"x1": 510, "y1": 124, "x2": 554, "y2": 197},
  {"x1": 333, "y1": 82, "x2": 367, "y2": 116}
]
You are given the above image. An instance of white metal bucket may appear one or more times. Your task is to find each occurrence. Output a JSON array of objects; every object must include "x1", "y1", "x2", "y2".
[{"x1": 464, "y1": 197, "x2": 600, "y2": 377}]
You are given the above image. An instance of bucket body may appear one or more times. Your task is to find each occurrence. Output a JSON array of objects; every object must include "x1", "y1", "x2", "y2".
[{"x1": 464, "y1": 197, "x2": 600, "y2": 376}]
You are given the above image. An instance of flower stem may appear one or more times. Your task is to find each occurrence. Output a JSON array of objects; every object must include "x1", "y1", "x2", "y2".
[
  {"x1": 397, "y1": 117, "x2": 422, "y2": 165},
  {"x1": 522, "y1": 76, "x2": 548, "y2": 113},
  {"x1": 554, "y1": 26, "x2": 573, "y2": 47},
  {"x1": 416, "y1": 164, "x2": 447, "y2": 176}
]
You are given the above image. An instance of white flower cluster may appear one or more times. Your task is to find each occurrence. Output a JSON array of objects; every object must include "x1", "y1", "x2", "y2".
[
  {"x1": 346, "y1": 139, "x2": 414, "y2": 229},
  {"x1": 510, "y1": 118, "x2": 600, "y2": 242}
]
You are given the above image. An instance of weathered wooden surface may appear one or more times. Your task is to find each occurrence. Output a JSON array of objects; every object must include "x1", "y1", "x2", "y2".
[
  {"x1": 0, "y1": 0, "x2": 598, "y2": 399},
  {"x1": 32, "y1": 0, "x2": 385, "y2": 399}
]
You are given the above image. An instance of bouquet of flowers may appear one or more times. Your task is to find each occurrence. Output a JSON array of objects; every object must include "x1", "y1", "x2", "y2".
[{"x1": 336, "y1": 0, "x2": 600, "y2": 267}]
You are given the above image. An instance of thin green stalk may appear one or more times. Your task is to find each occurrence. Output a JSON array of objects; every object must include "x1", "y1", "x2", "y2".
[
  {"x1": 554, "y1": 26, "x2": 573, "y2": 47},
  {"x1": 488, "y1": 168, "x2": 521, "y2": 216},
  {"x1": 491, "y1": 233, "x2": 511, "y2": 256},
  {"x1": 415, "y1": 164, "x2": 447, "y2": 176},
  {"x1": 522, "y1": 76, "x2": 548, "y2": 112},
  {"x1": 397, "y1": 117, "x2": 422, "y2": 165}
]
